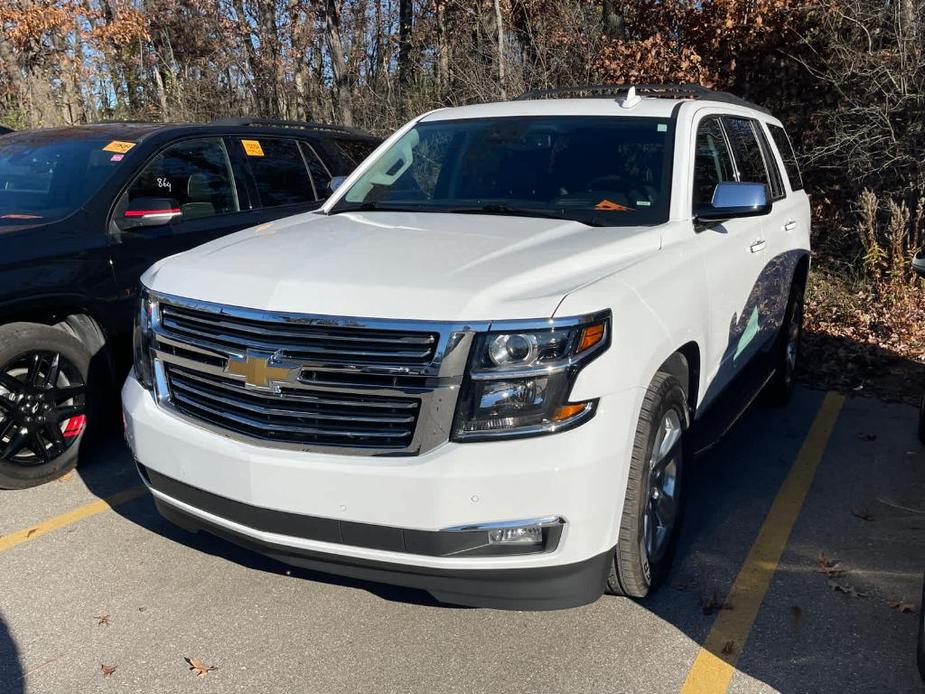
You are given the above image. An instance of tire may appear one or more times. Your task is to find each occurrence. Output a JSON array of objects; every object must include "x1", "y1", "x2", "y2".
[
  {"x1": 607, "y1": 371, "x2": 689, "y2": 598},
  {"x1": 0, "y1": 322, "x2": 97, "y2": 489},
  {"x1": 762, "y1": 280, "x2": 805, "y2": 406}
]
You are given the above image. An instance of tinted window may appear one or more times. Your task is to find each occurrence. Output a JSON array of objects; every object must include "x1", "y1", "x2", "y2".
[
  {"x1": 754, "y1": 124, "x2": 785, "y2": 201},
  {"x1": 722, "y1": 117, "x2": 769, "y2": 186},
  {"x1": 335, "y1": 116, "x2": 674, "y2": 227},
  {"x1": 332, "y1": 138, "x2": 377, "y2": 167},
  {"x1": 693, "y1": 117, "x2": 736, "y2": 208},
  {"x1": 0, "y1": 133, "x2": 127, "y2": 222},
  {"x1": 299, "y1": 142, "x2": 332, "y2": 197},
  {"x1": 119, "y1": 138, "x2": 237, "y2": 225},
  {"x1": 241, "y1": 138, "x2": 315, "y2": 207},
  {"x1": 768, "y1": 124, "x2": 803, "y2": 191}
]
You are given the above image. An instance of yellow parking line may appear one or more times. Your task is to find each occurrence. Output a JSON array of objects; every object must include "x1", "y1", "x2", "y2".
[
  {"x1": 0, "y1": 484, "x2": 147, "y2": 554},
  {"x1": 680, "y1": 391, "x2": 845, "y2": 694}
]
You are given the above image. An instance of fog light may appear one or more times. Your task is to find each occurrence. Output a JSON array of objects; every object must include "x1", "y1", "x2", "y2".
[{"x1": 488, "y1": 526, "x2": 543, "y2": 545}]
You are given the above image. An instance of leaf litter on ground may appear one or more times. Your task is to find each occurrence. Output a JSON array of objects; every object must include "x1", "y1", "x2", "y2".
[
  {"x1": 828, "y1": 579, "x2": 868, "y2": 598},
  {"x1": 186, "y1": 657, "x2": 217, "y2": 678},
  {"x1": 815, "y1": 552, "x2": 846, "y2": 578}
]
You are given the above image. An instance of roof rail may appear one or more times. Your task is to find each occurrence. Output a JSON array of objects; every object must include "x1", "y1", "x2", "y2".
[
  {"x1": 211, "y1": 117, "x2": 371, "y2": 138},
  {"x1": 516, "y1": 83, "x2": 771, "y2": 115}
]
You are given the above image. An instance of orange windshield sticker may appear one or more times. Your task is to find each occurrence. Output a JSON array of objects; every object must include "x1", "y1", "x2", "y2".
[
  {"x1": 594, "y1": 199, "x2": 633, "y2": 211},
  {"x1": 102, "y1": 140, "x2": 135, "y2": 154},
  {"x1": 241, "y1": 139, "x2": 265, "y2": 157}
]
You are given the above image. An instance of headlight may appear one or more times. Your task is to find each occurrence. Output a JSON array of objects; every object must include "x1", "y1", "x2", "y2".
[
  {"x1": 452, "y1": 312, "x2": 610, "y2": 441},
  {"x1": 132, "y1": 287, "x2": 157, "y2": 390}
]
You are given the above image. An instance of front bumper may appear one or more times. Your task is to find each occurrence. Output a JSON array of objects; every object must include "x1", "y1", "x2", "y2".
[{"x1": 123, "y1": 375, "x2": 641, "y2": 608}]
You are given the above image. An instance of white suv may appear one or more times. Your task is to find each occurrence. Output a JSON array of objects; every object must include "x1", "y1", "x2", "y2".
[{"x1": 123, "y1": 85, "x2": 810, "y2": 609}]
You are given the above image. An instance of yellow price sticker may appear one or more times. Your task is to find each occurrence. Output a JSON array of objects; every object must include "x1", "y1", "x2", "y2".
[
  {"x1": 102, "y1": 140, "x2": 135, "y2": 154},
  {"x1": 241, "y1": 139, "x2": 264, "y2": 157}
]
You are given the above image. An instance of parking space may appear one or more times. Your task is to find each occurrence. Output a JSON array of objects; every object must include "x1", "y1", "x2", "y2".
[{"x1": 1, "y1": 386, "x2": 923, "y2": 694}]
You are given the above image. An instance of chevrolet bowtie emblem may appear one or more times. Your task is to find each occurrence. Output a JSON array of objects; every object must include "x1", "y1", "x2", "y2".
[{"x1": 225, "y1": 353, "x2": 292, "y2": 390}]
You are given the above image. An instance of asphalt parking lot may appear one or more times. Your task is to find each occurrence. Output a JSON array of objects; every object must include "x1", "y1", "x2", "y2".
[{"x1": 1, "y1": 386, "x2": 923, "y2": 693}]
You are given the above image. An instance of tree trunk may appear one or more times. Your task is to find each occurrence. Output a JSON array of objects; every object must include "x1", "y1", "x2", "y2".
[
  {"x1": 601, "y1": 0, "x2": 626, "y2": 39},
  {"x1": 435, "y1": 0, "x2": 450, "y2": 92},
  {"x1": 321, "y1": 0, "x2": 354, "y2": 125},
  {"x1": 398, "y1": 0, "x2": 413, "y2": 87},
  {"x1": 494, "y1": 0, "x2": 506, "y2": 99}
]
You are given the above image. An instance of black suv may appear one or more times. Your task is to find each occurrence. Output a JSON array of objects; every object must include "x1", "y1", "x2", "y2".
[{"x1": 0, "y1": 119, "x2": 379, "y2": 488}]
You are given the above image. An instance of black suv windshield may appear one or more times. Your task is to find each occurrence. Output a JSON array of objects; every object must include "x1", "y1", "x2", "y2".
[
  {"x1": 0, "y1": 131, "x2": 130, "y2": 223},
  {"x1": 331, "y1": 116, "x2": 673, "y2": 226}
]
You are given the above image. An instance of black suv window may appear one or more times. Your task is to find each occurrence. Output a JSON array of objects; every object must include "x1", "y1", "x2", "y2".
[
  {"x1": 768, "y1": 124, "x2": 804, "y2": 191},
  {"x1": 240, "y1": 137, "x2": 315, "y2": 207},
  {"x1": 692, "y1": 116, "x2": 736, "y2": 208},
  {"x1": 722, "y1": 117, "x2": 770, "y2": 189},
  {"x1": 331, "y1": 138, "x2": 377, "y2": 167},
  {"x1": 119, "y1": 138, "x2": 238, "y2": 226}
]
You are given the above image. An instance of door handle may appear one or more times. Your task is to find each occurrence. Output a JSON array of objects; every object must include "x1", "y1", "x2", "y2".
[
  {"x1": 784, "y1": 220, "x2": 797, "y2": 232},
  {"x1": 749, "y1": 239, "x2": 767, "y2": 253}
]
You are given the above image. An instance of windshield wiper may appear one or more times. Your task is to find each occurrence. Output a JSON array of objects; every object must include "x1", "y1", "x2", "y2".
[{"x1": 448, "y1": 204, "x2": 604, "y2": 226}]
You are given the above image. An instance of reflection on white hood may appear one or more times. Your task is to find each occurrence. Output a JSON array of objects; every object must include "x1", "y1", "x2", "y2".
[{"x1": 143, "y1": 211, "x2": 662, "y2": 321}]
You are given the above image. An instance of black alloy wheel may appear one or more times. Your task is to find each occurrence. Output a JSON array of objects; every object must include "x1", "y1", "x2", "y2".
[{"x1": 0, "y1": 351, "x2": 87, "y2": 465}]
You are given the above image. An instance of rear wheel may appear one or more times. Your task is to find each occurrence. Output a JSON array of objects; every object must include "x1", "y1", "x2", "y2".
[
  {"x1": 608, "y1": 372, "x2": 688, "y2": 598},
  {"x1": 0, "y1": 323, "x2": 95, "y2": 489},
  {"x1": 763, "y1": 281, "x2": 804, "y2": 406}
]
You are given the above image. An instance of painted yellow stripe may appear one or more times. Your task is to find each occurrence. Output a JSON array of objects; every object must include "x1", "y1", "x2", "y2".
[
  {"x1": 0, "y1": 484, "x2": 147, "y2": 554},
  {"x1": 680, "y1": 391, "x2": 845, "y2": 694}
]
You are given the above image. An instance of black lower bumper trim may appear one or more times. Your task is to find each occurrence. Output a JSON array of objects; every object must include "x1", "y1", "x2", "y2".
[
  {"x1": 139, "y1": 464, "x2": 561, "y2": 557},
  {"x1": 153, "y1": 497, "x2": 613, "y2": 610}
]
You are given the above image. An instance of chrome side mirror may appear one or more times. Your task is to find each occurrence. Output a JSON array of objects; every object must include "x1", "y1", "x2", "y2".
[{"x1": 696, "y1": 182, "x2": 771, "y2": 223}]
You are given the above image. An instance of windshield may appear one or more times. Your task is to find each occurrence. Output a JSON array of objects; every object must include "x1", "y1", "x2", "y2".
[
  {"x1": 0, "y1": 132, "x2": 132, "y2": 223},
  {"x1": 331, "y1": 116, "x2": 673, "y2": 226}
]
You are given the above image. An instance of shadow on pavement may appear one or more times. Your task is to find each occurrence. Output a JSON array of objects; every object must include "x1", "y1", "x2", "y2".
[{"x1": 0, "y1": 614, "x2": 24, "y2": 694}]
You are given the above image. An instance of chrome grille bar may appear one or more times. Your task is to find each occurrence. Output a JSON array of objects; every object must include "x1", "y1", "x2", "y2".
[{"x1": 147, "y1": 291, "x2": 486, "y2": 455}]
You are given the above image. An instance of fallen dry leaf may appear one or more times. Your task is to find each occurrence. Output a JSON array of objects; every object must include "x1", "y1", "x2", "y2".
[
  {"x1": 57, "y1": 472, "x2": 73, "y2": 483},
  {"x1": 721, "y1": 640, "x2": 736, "y2": 655},
  {"x1": 815, "y1": 552, "x2": 846, "y2": 578},
  {"x1": 700, "y1": 590, "x2": 732, "y2": 615},
  {"x1": 887, "y1": 600, "x2": 917, "y2": 614},
  {"x1": 851, "y1": 509, "x2": 874, "y2": 522},
  {"x1": 96, "y1": 615, "x2": 111, "y2": 626},
  {"x1": 828, "y1": 579, "x2": 868, "y2": 598},
  {"x1": 25, "y1": 528, "x2": 38, "y2": 539},
  {"x1": 100, "y1": 664, "x2": 116, "y2": 677},
  {"x1": 185, "y1": 657, "x2": 217, "y2": 678}
]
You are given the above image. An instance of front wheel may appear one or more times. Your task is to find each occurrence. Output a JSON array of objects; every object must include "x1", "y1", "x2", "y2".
[
  {"x1": 607, "y1": 371, "x2": 689, "y2": 598},
  {"x1": 0, "y1": 323, "x2": 95, "y2": 489}
]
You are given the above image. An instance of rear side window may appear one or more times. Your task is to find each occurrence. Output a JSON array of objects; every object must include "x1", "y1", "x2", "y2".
[
  {"x1": 299, "y1": 142, "x2": 332, "y2": 197},
  {"x1": 768, "y1": 124, "x2": 804, "y2": 191},
  {"x1": 722, "y1": 117, "x2": 769, "y2": 188},
  {"x1": 331, "y1": 138, "x2": 377, "y2": 167},
  {"x1": 240, "y1": 138, "x2": 315, "y2": 207},
  {"x1": 754, "y1": 125, "x2": 785, "y2": 201},
  {"x1": 119, "y1": 138, "x2": 238, "y2": 223},
  {"x1": 692, "y1": 116, "x2": 736, "y2": 208}
]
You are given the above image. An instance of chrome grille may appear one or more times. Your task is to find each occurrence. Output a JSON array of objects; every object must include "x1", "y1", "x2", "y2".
[
  {"x1": 148, "y1": 292, "x2": 483, "y2": 455},
  {"x1": 159, "y1": 303, "x2": 439, "y2": 365},
  {"x1": 165, "y1": 365, "x2": 420, "y2": 448}
]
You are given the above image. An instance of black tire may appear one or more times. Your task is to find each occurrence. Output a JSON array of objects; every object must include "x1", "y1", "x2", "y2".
[
  {"x1": 0, "y1": 322, "x2": 97, "y2": 489},
  {"x1": 607, "y1": 371, "x2": 689, "y2": 598},
  {"x1": 762, "y1": 281, "x2": 805, "y2": 406}
]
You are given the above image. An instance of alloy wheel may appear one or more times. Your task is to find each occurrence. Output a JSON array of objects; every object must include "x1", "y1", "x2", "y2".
[
  {"x1": 643, "y1": 409, "x2": 683, "y2": 563},
  {"x1": 0, "y1": 351, "x2": 87, "y2": 466}
]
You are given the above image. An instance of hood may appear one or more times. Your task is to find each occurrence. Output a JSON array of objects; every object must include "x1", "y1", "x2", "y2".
[{"x1": 144, "y1": 211, "x2": 662, "y2": 321}]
